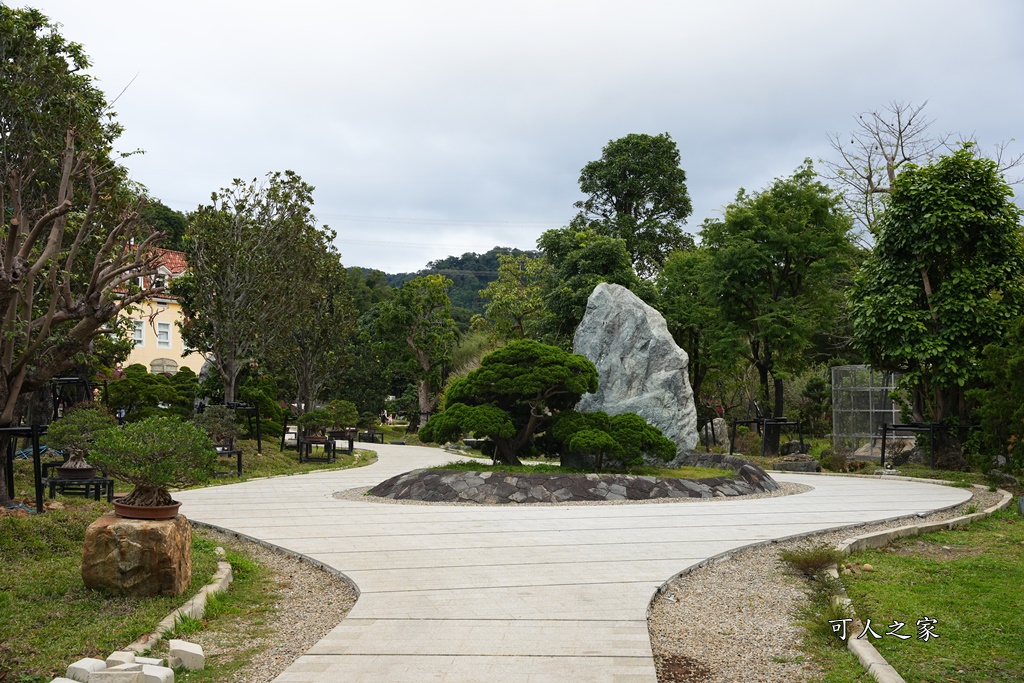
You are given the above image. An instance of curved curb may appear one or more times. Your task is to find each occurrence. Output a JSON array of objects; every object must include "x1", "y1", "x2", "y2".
[
  {"x1": 644, "y1": 482, "x2": 973, "y2": 618},
  {"x1": 825, "y1": 486, "x2": 1013, "y2": 683},
  {"x1": 187, "y1": 519, "x2": 361, "y2": 600},
  {"x1": 126, "y1": 547, "x2": 234, "y2": 653}
]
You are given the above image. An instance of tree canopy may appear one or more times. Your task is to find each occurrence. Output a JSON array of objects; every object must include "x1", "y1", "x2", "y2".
[
  {"x1": 419, "y1": 339, "x2": 598, "y2": 464},
  {"x1": 574, "y1": 133, "x2": 693, "y2": 277},
  {"x1": 0, "y1": 7, "x2": 163, "y2": 504},
  {"x1": 701, "y1": 160, "x2": 856, "y2": 452},
  {"x1": 849, "y1": 147, "x2": 1024, "y2": 464},
  {"x1": 176, "y1": 170, "x2": 326, "y2": 403},
  {"x1": 375, "y1": 274, "x2": 457, "y2": 426}
]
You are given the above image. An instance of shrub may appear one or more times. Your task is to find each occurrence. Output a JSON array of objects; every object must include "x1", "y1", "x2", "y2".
[
  {"x1": 780, "y1": 543, "x2": 845, "y2": 578},
  {"x1": 192, "y1": 404, "x2": 241, "y2": 446},
  {"x1": 90, "y1": 416, "x2": 216, "y2": 506},
  {"x1": 45, "y1": 403, "x2": 116, "y2": 468},
  {"x1": 568, "y1": 429, "x2": 621, "y2": 472}
]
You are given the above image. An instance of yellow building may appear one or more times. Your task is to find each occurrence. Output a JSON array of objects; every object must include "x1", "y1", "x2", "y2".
[{"x1": 123, "y1": 249, "x2": 206, "y2": 376}]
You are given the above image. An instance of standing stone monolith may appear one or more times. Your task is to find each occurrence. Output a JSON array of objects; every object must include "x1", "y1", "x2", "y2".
[{"x1": 573, "y1": 283, "x2": 698, "y2": 455}]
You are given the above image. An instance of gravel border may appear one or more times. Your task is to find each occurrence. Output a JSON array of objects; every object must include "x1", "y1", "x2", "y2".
[{"x1": 647, "y1": 486, "x2": 1005, "y2": 682}]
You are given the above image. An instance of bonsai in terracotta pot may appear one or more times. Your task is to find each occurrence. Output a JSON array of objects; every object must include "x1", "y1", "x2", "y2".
[
  {"x1": 90, "y1": 416, "x2": 216, "y2": 518},
  {"x1": 46, "y1": 403, "x2": 117, "y2": 479}
]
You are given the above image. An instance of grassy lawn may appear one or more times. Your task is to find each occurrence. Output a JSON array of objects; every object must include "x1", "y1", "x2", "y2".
[
  {"x1": 835, "y1": 507, "x2": 1024, "y2": 682},
  {"x1": 0, "y1": 500, "x2": 220, "y2": 681},
  {"x1": 429, "y1": 459, "x2": 728, "y2": 480},
  {"x1": 0, "y1": 434, "x2": 376, "y2": 681}
]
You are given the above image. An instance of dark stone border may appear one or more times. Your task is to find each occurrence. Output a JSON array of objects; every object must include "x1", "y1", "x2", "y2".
[{"x1": 367, "y1": 461, "x2": 778, "y2": 505}]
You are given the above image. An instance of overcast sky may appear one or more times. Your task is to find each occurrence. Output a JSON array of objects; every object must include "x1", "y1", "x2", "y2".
[{"x1": 22, "y1": 0, "x2": 1024, "y2": 273}]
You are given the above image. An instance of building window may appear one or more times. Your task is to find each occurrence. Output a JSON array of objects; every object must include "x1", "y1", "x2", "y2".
[
  {"x1": 132, "y1": 320, "x2": 144, "y2": 346},
  {"x1": 152, "y1": 273, "x2": 167, "y2": 290},
  {"x1": 157, "y1": 322, "x2": 171, "y2": 349},
  {"x1": 151, "y1": 358, "x2": 178, "y2": 375}
]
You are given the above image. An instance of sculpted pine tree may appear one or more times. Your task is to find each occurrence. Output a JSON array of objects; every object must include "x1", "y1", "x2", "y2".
[
  {"x1": 419, "y1": 340, "x2": 598, "y2": 465},
  {"x1": 0, "y1": 8, "x2": 163, "y2": 505}
]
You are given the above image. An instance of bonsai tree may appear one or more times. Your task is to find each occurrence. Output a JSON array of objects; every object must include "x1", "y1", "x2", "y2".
[
  {"x1": 46, "y1": 403, "x2": 117, "y2": 472},
  {"x1": 192, "y1": 404, "x2": 241, "y2": 447},
  {"x1": 297, "y1": 407, "x2": 333, "y2": 437},
  {"x1": 419, "y1": 339, "x2": 598, "y2": 465},
  {"x1": 90, "y1": 416, "x2": 216, "y2": 506}
]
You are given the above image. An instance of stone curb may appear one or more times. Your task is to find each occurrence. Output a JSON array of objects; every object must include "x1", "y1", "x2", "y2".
[
  {"x1": 825, "y1": 486, "x2": 1013, "y2": 683},
  {"x1": 644, "y1": 484, "x2": 972, "y2": 618},
  {"x1": 125, "y1": 547, "x2": 233, "y2": 653}
]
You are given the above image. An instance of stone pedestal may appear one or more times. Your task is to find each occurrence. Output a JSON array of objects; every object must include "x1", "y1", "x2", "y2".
[{"x1": 82, "y1": 513, "x2": 192, "y2": 596}]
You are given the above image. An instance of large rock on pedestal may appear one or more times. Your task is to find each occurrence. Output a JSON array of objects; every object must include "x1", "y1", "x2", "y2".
[
  {"x1": 573, "y1": 283, "x2": 699, "y2": 455},
  {"x1": 82, "y1": 513, "x2": 192, "y2": 596}
]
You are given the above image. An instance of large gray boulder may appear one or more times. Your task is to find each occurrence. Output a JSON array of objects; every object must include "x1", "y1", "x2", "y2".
[{"x1": 573, "y1": 283, "x2": 699, "y2": 455}]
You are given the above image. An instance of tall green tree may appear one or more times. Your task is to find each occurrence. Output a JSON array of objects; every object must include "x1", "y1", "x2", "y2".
[
  {"x1": 849, "y1": 147, "x2": 1024, "y2": 465},
  {"x1": 176, "y1": 171, "x2": 322, "y2": 403},
  {"x1": 267, "y1": 241, "x2": 355, "y2": 415},
  {"x1": 419, "y1": 340, "x2": 598, "y2": 465},
  {"x1": 656, "y1": 247, "x2": 742, "y2": 410},
  {"x1": 140, "y1": 200, "x2": 187, "y2": 251},
  {"x1": 573, "y1": 133, "x2": 693, "y2": 277},
  {"x1": 702, "y1": 160, "x2": 856, "y2": 454},
  {"x1": 537, "y1": 227, "x2": 646, "y2": 342},
  {"x1": 0, "y1": 8, "x2": 163, "y2": 504},
  {"x1": 480, "y1": 253, "x2": 551, "y2": 340},
  {"x1": 375, "y1": 274, "x2": 457, "y2": 426}
]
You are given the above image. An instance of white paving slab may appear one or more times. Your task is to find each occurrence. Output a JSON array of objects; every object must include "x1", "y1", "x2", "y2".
[{"x1": 175, "y1": 443, "x2": 970, "y2": 682}]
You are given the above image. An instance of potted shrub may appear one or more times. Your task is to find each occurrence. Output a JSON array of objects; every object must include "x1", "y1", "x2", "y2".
[
  {"x1": 90, "y1": 416, "x2": 216, "y2": 519},
  {"x1": 46, "y1": 403, "x2": 117, "y2": 479},
  {"x1": 192, "y1": 404, "x2": 241, "y2": 450},
  {"x1": 326, "y1": 400, "x2": 359, "y2": 440},
  {"x1": 297, "y1": 407, "x2": 333, "y2": 443}
]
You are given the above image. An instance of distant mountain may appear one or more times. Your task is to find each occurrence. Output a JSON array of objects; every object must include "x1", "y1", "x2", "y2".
[{"x1": 383, "y1": 246, "x2": 539, "y2": 313}]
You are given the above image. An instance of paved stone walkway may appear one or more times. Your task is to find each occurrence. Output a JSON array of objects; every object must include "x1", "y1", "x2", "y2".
[{"x1": 175, "y1": 444, "x2": 971, "y2": 682}]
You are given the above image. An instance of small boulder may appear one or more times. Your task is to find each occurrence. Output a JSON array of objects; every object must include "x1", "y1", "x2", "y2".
[
  {"x1": 82, "y1": 514, "x2": 192, "y2": 597},
  {"x1": 66, "y1": 658, "x2": 106, "y2": 682}
]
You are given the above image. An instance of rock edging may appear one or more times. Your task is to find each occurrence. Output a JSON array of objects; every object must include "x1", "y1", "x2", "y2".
[
  {"x1": 125, "y1": 547, "x2": 233, "y2": 653},
  {"x1": 367, "y1": 464, "x2": 778, "y2": 504}
]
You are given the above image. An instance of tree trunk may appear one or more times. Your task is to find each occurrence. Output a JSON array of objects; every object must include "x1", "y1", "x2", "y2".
[
  {"x1": 762, "y1": 377, "x2": 785, "y2": 456},
  {"x1": 492, "y1": 439, "x2": 523, "y2": 466}
]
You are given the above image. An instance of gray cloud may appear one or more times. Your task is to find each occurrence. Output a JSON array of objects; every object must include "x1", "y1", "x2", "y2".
[{"x1": 29, "y1": 0, "x2": 1024, "y2": 271}]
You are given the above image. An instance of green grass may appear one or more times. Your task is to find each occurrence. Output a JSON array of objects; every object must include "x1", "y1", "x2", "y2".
[
  {"x1": 151, "y1": 543, "x2": 281, "y2": 681},
  {"x1": 835, "y1": 508, "x2": 1024, "y2": 682},
  {"x1": 0, "y1": 502, "x2": 219, "y2": 682},
  {"x1": 200, "y1": 437, "x2": 377, "y2": 485},
  {"x1": 429, "y1": 459, "x2": 728, "y2": 480}
]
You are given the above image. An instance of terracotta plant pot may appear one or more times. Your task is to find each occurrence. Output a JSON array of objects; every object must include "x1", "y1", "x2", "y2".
[
  {"x1": 56, "y1": 465, "x2": 97, "y2": 480},
  {"x1": 112, "y1": 500, "x2": 181, "y2": 520}
]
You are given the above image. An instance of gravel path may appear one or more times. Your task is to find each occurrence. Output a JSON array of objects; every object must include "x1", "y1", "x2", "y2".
[{"x1": 190, "y1": 482, "x2": 999, "y2": 683}]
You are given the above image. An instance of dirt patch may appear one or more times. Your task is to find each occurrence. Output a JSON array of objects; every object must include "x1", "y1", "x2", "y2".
[
  {"x1": 887, "y1": 539, "x2": 986, "y2": 561},
  {"x1": 655, "y1": 654, "x2": 713, "y2": 683}
]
